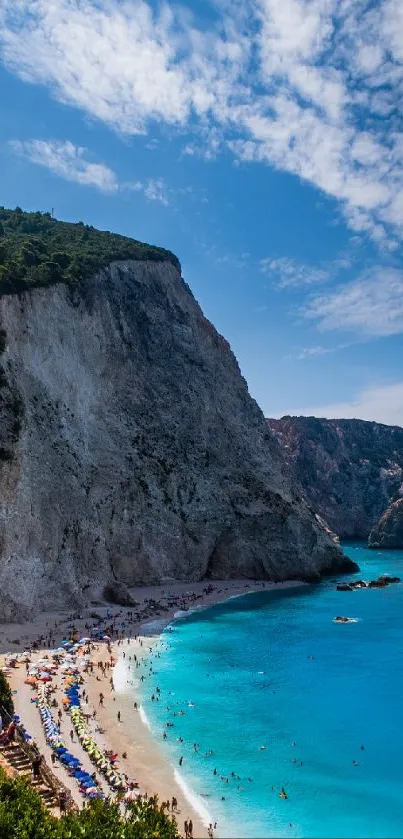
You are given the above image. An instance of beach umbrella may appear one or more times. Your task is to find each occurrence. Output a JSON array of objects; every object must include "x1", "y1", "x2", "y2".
[{"x1": 102, "y1": 635, "x2": 111, "y2": 640}]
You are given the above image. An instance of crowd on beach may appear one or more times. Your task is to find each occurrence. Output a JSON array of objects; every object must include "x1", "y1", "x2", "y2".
[
  {"x1": 1, "y1": 583, "x2": 256, "y2": 836},
  {"x1": 0, "y1": 578, "x2": 294, "y2": 837}
]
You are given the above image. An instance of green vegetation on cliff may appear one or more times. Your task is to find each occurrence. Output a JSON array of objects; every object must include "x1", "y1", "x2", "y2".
[
  {"x1": 0, "y1": 207, "x2": 180, "y2": 295},
  {"x1": 0, "y1": 768, "x2": 179, "y2": 838},
  {"x1": 0, "y1": 670, "x2": 13, "y2": 718}
]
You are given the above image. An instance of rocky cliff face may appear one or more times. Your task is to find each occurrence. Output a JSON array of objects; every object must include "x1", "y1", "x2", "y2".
[
  {"x1": 369, "y1": 499, "x2": 403, "y2": 548},
  {"x1": 0, "y1": 261, "x2": 353, "y2": 620},
  {"x1": 266, "y1": 416, "x2": 403, "y2": 540}
]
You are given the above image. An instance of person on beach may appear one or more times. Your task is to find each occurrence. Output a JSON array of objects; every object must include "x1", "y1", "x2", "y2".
[
  {"x1": 6, "y1": 721, "x2": 16, "y2": 742},
  {"x1": 31, "y1": 753, "x2": 42, "y2": 780},
  {"x1": 99, "y1": 692, "x2": 104, "y2": 705},
  {"x1": 117, "y1": 711, "x2": 121, "y2": 722},
  {"x1": 184, "y1": 820, "x2": 189, "y2": 838},
  {"x1": 179, "y1": 756, "x2": 183, "y2": 766},
  {"x1": 58, "y1": 789, "x2": 68, "y2": 815},
  {"x1": 188, "y1": 819, "x2": 193, "y2": 837}
]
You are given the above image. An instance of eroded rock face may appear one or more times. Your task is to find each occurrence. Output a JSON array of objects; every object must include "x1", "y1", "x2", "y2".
[
  {"x1": 0, "y1": 261, "x2": 353, "y2": 620},
  {"x1": 369, "y1": 499, "x2": 403, "y2": 548},
  {"x1": 103, "y1": 581, "x2": 137, "y2": 607},
  {"x1": 266, "y1": 416, "x2": 403, "y2": 540}
]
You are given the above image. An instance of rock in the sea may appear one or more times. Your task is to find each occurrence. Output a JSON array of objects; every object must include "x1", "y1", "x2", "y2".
[
  {"x1": 266, "y1": 416, "x2": 403, "y2": 541},
  {"x1": 0, "y1": 218, "x2": 357, "y2": 621},
  {"x1": 369, "y1": 498, "x2": 403, "y2": 549},
  {"x1": 367, "y1": 575, "x2": 400, "y2": 587},
  {"x1": 336, "y1": 584, "x2": 353, "y2": 591}
]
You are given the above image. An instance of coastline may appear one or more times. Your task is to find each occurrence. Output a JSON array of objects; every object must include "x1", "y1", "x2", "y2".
[{"x1": 0, "y1": 578, "x2": 307, "y2": 837}]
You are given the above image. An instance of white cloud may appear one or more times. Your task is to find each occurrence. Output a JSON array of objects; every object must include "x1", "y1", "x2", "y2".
[
  {"x1": 143, "y1": 178, "x2": 169, "y2": 206},
  {"x1": 1, "y1": 0, "x2": 403, "y2": 244},
  {"x1": 304, "y1": 268, "x2": 403, "y2": 337},
  {"x1": 10, "y1": 139, "x2": 119, "y2": 192},
  {"x1": 10, "y1": 138, "x2": 170, "y2": 204},
  {"x1": 288, "y1": 382, "x2": 403, "y2": 427},
  {"x1": 260, "y1": 256, "x2": 328, "y2": 289},
  {"x1": 294, "y1": 345, "x2": 338, "y2": 360}
]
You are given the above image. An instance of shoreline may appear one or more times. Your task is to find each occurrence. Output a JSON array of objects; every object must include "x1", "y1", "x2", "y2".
[
  {"x1": 0, "y1": 578, "x2": 307, "y2": 837},
  {"x1": 109, "y1": 579, "x2": 307, "y2": 836}
]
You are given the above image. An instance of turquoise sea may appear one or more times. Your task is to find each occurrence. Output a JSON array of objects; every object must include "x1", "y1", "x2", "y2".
[{"x1": 140, "y1": 544, "x2": 403, "y2": 838}]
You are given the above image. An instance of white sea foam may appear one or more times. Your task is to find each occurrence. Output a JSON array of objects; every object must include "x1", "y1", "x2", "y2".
[
  {"x1": 173, "y1": 609, "x2": 190, "y2": 618},
  {"x1": 113, "y1": 657, "x2": 130, "y2": 694},
  {"x1": 173, "y1": 768, "x2": 213, "y2": 828},
  {"x1": 139, "y1": 704, "x2": 151, "y2": 731}
]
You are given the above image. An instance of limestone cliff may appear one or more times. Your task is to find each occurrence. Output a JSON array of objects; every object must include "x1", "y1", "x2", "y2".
[
  {"x1": 0, "y1": 261, "x2": 354, "y2": 620},
  {"x1": 266, "y1": 416, "x2": 403, "y2": 540},
  {"x1": 369, "y1": 498, "x2": 403, "y2": 548}
]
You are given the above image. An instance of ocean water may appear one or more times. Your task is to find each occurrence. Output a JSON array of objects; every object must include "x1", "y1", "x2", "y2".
[{"x1": 140, "y1": 544, "x2": 403, "y2": 838}]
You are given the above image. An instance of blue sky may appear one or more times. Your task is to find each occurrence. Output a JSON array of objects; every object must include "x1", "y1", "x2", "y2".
[{"x1": 0, "y1": 0, "x2": 403, "y2": 424}]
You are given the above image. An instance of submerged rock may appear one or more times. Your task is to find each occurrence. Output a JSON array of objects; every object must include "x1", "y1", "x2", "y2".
[{"x1": 368, "y1": 575, "x2": 400, "y2": 588}]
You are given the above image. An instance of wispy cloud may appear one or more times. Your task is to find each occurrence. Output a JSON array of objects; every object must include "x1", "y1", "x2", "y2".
[
  {"x1": 10, "y1": 138, "x2": 170, "y2": 204},
  {"x1": 288, "y1": 381, "x2": 403, "y2": 427},
  {"x1": 1, "y1": 1, "x2": 403, "y2": 246},
  {"x1": 304, "y1": 268, "x2": 403, "y2": 337},
  {"x1": 143, "y1": 178, "x2": 169, "y2": 206},
  {"x1": 10, "y1": 139, "x2": 119, "y2": 192},
  {"x1": 294, "y1": 345, "x2": 340, "y2": 361},
  {"x1": 260, "y1": 256, "x2": 329, "y2": 289}
]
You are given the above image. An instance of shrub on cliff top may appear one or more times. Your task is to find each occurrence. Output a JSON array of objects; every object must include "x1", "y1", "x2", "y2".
[{"x1": 0, "y1": 207, "x2": 180, "y2": 296}]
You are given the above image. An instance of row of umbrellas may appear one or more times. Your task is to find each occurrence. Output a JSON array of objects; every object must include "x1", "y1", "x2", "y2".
[
  {"x1": 64, "y1": 675, "x2": 127, "y2": 792},
  {"x1": 37, "y1": 683, "x2": 104, "y2": 800}
]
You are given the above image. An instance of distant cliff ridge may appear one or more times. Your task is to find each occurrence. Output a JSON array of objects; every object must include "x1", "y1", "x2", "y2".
[
  {"x1": 0, "y1": 211, "x2": 355, "y2": 621},
  {"x1": 267, "y1": 416, "x2": 403, "y2": 545},
  {"x1": 369, "y1": 499, "x2": 403, "y2": 548}
]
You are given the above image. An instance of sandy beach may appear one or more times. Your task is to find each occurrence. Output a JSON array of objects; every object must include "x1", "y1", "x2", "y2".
[{"x1": 0, "y1": 578, "x2": 305, "y2": 837}]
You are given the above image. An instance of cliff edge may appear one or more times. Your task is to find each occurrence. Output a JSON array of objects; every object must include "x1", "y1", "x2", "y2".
[{"x1": 0, "y1": 214, "x2": 354, "y2": 620}]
